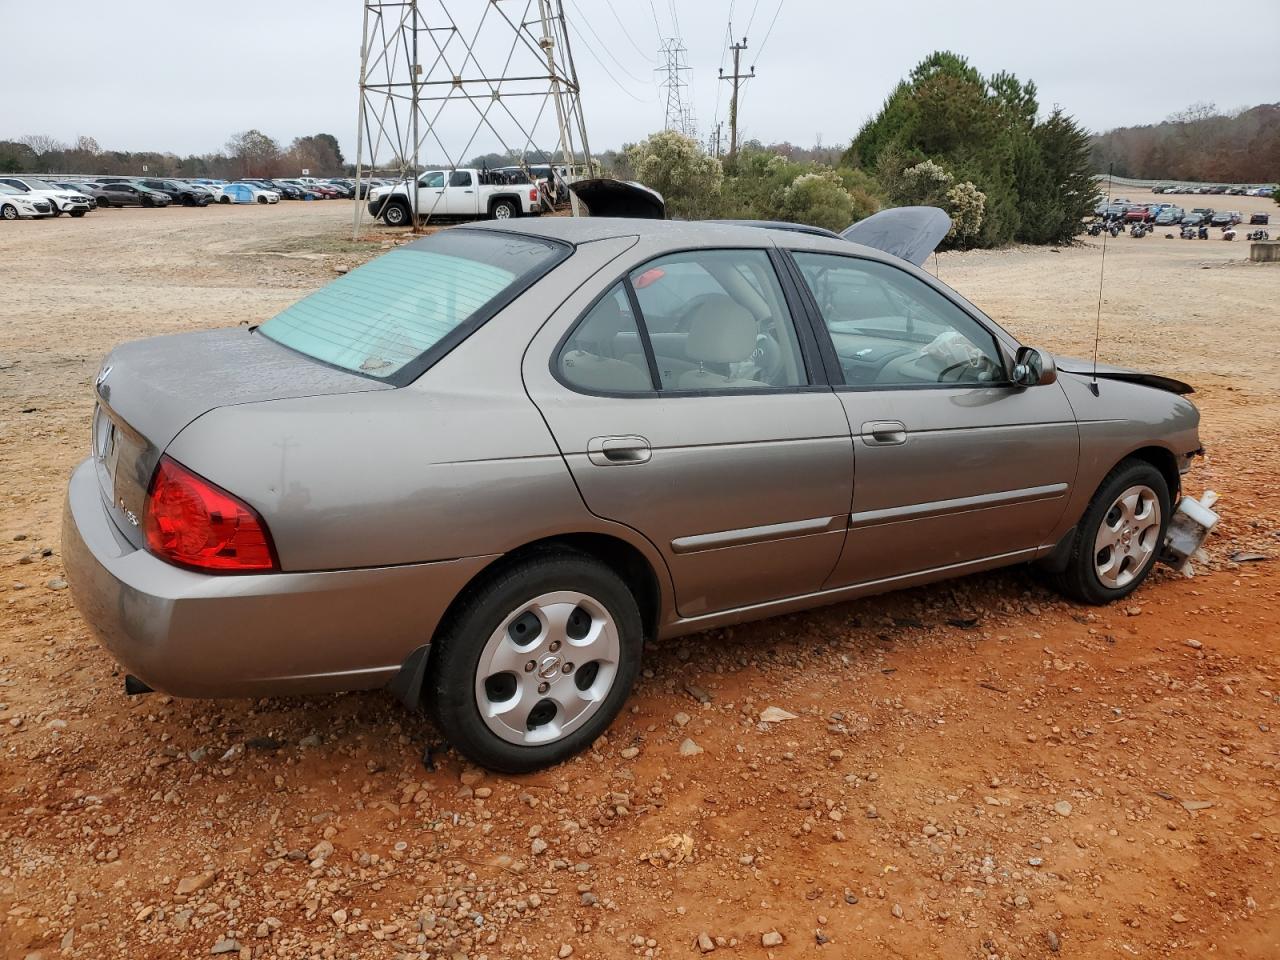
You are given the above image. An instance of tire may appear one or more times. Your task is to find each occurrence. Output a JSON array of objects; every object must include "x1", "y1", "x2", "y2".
[
  {"x1": 1, "y1": 204, "x2": 17, "y2": 221},
  {"x1": 70, "y1": 210, "x2": 86, "y2": 218},
  {"x1": 1048, "y1": 458, "x2": 1171, "y2": 605},
  {"x1": 219, "y1": 195, "x2": 230, "y2": 204},
  {"x1": 256, "y1": 195, "x2": 268, "y2": 204},
  {"x1": 382, "y1": 201, "x2": 410, "y2": 227},
  {"x1": 96, "y1": 199, "x2": 109, "y2": 208},
  {"x1": 490, "y1": 199, "x2": 517, "y2": 220},
  {"x1": 49, "y1": 203, "x2": 63, "y2": 217},
  {"x1": 426, "y1": 550, "x2": 643, "y2": 773}
]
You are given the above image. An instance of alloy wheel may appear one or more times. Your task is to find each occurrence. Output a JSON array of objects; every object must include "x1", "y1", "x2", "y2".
[
  {"x1": 1093, "y1": 484, "x2": 1161, "y2": 589},
  {"x1": 474, "y1": 590, "x2": 620, "y2": 746}
]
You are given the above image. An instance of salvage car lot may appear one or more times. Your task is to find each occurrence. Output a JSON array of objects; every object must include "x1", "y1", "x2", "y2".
[{"x1": 2, "y1": 199, "x2": 1278, "y2": 958}]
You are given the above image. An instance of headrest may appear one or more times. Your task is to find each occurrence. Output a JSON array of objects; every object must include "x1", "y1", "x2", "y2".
[{"x1": 685, "y1": 295, "x2": 757, "y2": 364}]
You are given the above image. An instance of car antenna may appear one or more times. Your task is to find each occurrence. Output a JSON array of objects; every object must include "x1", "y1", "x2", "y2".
[{"x1": 1090, "y1": 163, "x2": 1114, "y2": 397}]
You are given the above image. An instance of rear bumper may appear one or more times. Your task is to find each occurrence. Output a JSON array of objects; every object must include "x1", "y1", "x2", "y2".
[{"x1": 62, "y1": 458, "x2": 494, "y2": 699}]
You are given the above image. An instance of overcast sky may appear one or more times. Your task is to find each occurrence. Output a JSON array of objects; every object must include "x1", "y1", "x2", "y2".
[{"x1": 3, "y1": 0, "x2": 1276, "y2": 162}]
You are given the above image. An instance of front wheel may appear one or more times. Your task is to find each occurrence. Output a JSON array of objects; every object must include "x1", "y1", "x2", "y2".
[
  {"x1": 1048, "y1": 459, "x2": 1170, "y2": 605},
  {"x1": 1, "y1": 204, "x2": 18, "y2": 220},
  {"x1": 70, "y1": 210, "x2": 86, "y2": 218},
  {"x1": 426, "y1": 551, "x2": 642, "y2": 773},
  {"x1": 381, "y1": 201, "x2": 410, "y2": 227}
]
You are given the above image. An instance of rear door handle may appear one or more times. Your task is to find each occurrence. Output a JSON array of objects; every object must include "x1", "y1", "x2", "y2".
[
  {"x1": 862, "y1": 420, "x2": 908, "y2": 446},
  {"x1": 587, "y1": 435, "x2": 651, "y2": 466}
]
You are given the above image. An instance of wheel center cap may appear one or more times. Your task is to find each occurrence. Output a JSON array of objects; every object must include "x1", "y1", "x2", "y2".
[{"x1": 537, "y1": 655, "x2": 561, "y2": 681}]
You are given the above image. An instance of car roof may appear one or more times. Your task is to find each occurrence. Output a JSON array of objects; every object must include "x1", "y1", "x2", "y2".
[{"x1": 463, "y1": 216, "x2": 887, "y2": 260}]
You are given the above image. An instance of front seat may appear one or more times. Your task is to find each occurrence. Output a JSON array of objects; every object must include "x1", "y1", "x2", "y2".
[
  {"x1": 678, "y1": 295, "x2": 766, "y2": 390},
  {"x1": 560, "y1": 296, "x2": 652, "y2": 392}
]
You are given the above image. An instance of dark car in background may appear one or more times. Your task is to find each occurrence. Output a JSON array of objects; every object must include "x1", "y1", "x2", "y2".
[
  {"x1": 1210, "y1": 211, "x2": 1239, "y2": 227},
  {"x1": 96, "y1": 182, "x2": 171, "y2": 208},
  {"x1": 1250, "y1": 213, "x2": 1270, "y2": 225},
  {"x1": 1153, "y1": 206, "x2": 1185, "y2": 226},
  {"x1": 139, "y1": 179, "x2": 212, "y2": 207}
]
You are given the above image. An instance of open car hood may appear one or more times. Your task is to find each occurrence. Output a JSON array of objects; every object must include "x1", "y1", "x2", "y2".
[
  {"x1": 1053, "y1": 354, "x2": 1195, "y2": 395},
  {"x1": 841, "y1": 206, "x2": 952, "y2": 266},
  {"x1": 568, "y1": 178, "x2": 666, "y2": 219}
]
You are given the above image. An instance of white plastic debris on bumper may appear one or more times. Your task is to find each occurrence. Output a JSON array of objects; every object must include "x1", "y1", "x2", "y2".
[{"x1": 1161, "y1": 491, "x2": 1220, "y2": 577}]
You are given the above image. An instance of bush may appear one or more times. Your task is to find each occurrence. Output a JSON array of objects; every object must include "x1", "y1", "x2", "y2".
[
  {"x1": 777, "y1": 170, "x2": 856, "y2": 233},
  {"x1": 623, "y1": 131, "x2": 723, "y2": 220}
]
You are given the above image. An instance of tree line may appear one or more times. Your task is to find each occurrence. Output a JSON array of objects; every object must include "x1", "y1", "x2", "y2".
[
  {"x1": 0, "y1": 130, "x2": 348, "y2": 179},
  {"x1": 1090, "y1": 102, "x2": 1279, "y2": 183}
]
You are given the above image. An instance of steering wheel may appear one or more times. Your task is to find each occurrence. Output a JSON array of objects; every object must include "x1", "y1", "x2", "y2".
[
  {"x1": 937, "y1": 354, "x2": 1000, "y2": 383},
  {"x1": 751, "y1": 332, "x2": 783, "y2": 384}
]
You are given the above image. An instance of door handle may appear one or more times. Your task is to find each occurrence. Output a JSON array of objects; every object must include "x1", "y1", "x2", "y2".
[
  {"x1": 587, "y1": 436, "x2": 651, "y2": 466},
  {"x1": 862, "y1": 420, "x2": 908, "y2": 446}
]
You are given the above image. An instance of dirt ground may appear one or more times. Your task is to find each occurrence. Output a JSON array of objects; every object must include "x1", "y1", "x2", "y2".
[{"x1": 1, "y1": 194, "x2": 1278, "y2": 960}]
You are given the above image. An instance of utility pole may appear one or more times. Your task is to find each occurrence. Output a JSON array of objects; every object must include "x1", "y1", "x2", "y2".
[
  {"x1": 719, "y1": 37, "x2": 754, "y2": 162},
  {"x1": 711, "y1": 121, "x2": 723, "y2": 159}
]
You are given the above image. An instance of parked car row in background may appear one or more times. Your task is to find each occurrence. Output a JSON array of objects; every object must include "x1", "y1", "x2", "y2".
[
  {"x1": 0, "y1": 174, "x2": 375, "y2": 220},
  {"x1": 1091, "y1": 197, "x2": 1265, "y2": 228}
]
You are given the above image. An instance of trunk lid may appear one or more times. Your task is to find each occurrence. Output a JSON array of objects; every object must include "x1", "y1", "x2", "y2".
[
  {"x1": 92, "y1": 327, "x2": 388, "y2": 547},
  {"x1": 568, "y1": 178, "x2": 666, "y2": 219}
]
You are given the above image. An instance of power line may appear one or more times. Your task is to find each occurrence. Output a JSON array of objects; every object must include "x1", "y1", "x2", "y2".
[
  {"x1": 754, "y1": 0, "x2": 785, "y2": 64},
  {"x1": 647, "y1": 0, "x2": 663, "y2": 37},
  {"x1": 743, "y1": 0, "x2": 762, "y2": 37},
  {"x1": 566, "y1": 0, "x2": 651, "y2": 85},
  {"x1": 565, "y1": 16, "x2": 651, "y2": 103},
  {"x1": 600, "y1": 0, "x2": 656, "y2": 62}
]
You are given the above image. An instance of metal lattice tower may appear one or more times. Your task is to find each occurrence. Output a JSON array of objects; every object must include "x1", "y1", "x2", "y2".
[
  {"x1": 656, "y1": 37, "x2": 695, "y2": 139},
  {"x1": 353, "y1": 0, "x2": 594, "y2": 235}
]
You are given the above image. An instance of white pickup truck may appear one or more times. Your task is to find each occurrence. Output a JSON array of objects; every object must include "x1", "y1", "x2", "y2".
[{"x1": 367, "y1": 169, "x2": 544, "y2": 226}]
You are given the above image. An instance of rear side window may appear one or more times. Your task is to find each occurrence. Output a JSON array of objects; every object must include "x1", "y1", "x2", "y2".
[{"x1": 260, "y1": 230, "x2": 567, "y2": 383}]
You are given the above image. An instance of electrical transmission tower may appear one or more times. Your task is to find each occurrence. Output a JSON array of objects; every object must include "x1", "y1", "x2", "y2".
[
  {"x1": 656, "y1": 37, "x2": 696, "y2": 138},
  {"x1": 353, "y1": 0, "x2": 594, "y2": 235}
]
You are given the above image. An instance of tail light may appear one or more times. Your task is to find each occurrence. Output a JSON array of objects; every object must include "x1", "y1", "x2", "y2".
[
  {"x1": 144, "y1": 456, "x2": 277, "y2": 573},
  {"x1": 529, "y1": 188, "x2": 538, "y2": 201}
]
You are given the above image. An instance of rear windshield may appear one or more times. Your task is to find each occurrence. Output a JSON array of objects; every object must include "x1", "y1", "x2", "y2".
[{"x1": 258, "y1": 230, "x2": 566, "y2": 383}]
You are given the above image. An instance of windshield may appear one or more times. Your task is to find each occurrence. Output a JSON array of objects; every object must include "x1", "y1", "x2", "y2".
[{"x1": 258, "y1": 230, "x2": 567, "y2": 383}]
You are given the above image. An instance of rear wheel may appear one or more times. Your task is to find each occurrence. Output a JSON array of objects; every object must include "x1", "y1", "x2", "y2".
[
  {"x1": 427, "y1": 550, "x2": 642, "y2": 773},
  {"x1": 1049, "y1": 459, "x2": 1170, "y2": 605},
  {"x1": 490, "y1": 199, "x2": 517, "y2": 220}
]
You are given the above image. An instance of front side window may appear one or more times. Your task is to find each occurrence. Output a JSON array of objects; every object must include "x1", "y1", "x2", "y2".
[
  {"x1": 558, "y1": 284, "x2": 653, "y2": 394},
  {"x1": 793, "y1": 252, "x2": 1006, "y2": 387},
  {"x1": 260, "y1": 230, "x2": 566, "y2": 383},
  {"x1": 419, "y1": 172, "x2": 445, "y2": 188}
]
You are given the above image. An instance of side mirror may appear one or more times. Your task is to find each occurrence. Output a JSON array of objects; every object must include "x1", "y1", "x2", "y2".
[{"x1": 1012, "y1": 346, "x2": 1057, "y2": 387}]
